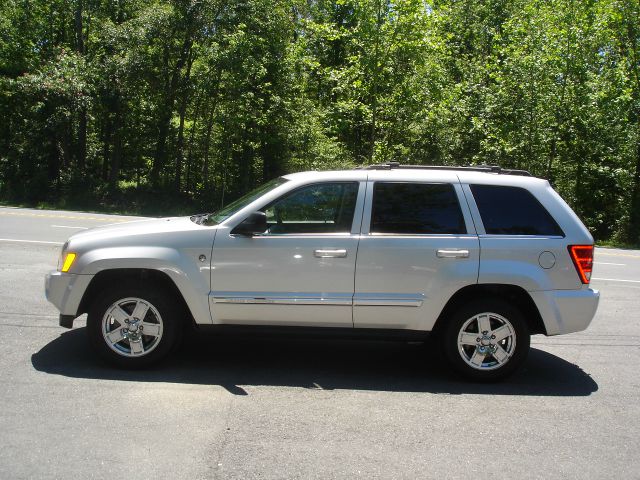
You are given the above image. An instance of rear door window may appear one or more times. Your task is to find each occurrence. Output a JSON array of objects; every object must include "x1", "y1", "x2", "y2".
[
  {"x1": 370, "y1": 182, "x2": 465, "y2": 234},
  {"x1": 470, "y1": 184, "x2": 564, "y2": 236}
]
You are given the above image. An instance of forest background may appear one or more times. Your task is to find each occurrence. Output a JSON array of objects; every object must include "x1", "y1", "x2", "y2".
[{"x1": 1, "y1": 0, "x2": 639, "y2": 244}]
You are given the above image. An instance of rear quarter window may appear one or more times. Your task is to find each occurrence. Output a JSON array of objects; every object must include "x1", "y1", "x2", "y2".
[{"x1": 470, "y1": 184, "x2": 564, "y2": 236}]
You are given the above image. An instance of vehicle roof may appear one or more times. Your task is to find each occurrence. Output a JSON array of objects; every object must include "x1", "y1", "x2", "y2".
[{"x1": 282, "y1": 169, "x2": 550, "y2": 188}]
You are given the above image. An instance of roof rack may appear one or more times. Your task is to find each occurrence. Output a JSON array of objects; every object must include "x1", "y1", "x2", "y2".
[{"x1": 357, "y1": 162, "x2": 532, "y2": 176}]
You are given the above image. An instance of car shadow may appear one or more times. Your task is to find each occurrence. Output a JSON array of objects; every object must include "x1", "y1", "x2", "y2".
[{"x1": 31, "y1": 328, "x2": 598, "y2": 397}]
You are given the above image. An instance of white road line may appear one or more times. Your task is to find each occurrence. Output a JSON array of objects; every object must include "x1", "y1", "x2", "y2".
[
  {"x1": 0, "y1": 211, "x2": 131, "y2": 222},
  {"x1": 594, "y1": 262, "x2": 626, "y2": 266},
  {"x1": 0, "y1": 238, "x2": 63, "y2": 245},
  {"x1": 51, "y1": 225, "x2": 88, "y2": 229},
  {"x1": 596, "y1": 251, "x2": 640, "y2": 259},
  {"x1": 592, "y1": 277, "x2": 640, "y2": 283}
]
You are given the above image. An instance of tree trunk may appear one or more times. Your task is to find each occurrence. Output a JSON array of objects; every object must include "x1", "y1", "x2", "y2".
[
  {"x1": 624, "y1": 4, "x2": 640, "y2": 243},
  {"x1": 75, "y1": 0, "x2": 85, "y2": 54},
  {"x1": 109, "y1": 100, "x2": 122, "y2": 188},
  {"x1": 152, "y1": 32, "x2": 194, "y2": 188},
  {"x1": 201, "y1": 73, "x2": 222, "y2": 192},
  {"x1": 174, "y1": 54, "x2": 194, "y2": 193},
  {"x1": 174, "y1": 101, "x2": 187, "y2": 193},
  {"x1": 628, "y1": 133, "x2": 640, "y2": 243},
  {"x1": 202, "y1": 110, "x2": 215, "y2": 191},
  {"x1": 546, "y1": 15, "x2": 572, "y2": 181},
  {"x1": 109, "y1": 129, "x2": 122, "y2": 188},
  {"x1": 101, "y1": 112, "x2": 111, "y2": 181},
  {"x1": 236, "y1": 141, "x2": 253, "y2": 196},
  {"x1": 77, "y1": 108, "x2": 87, "y2": 171},
  {"x1": 151, "y1": 105, "x2": 171, "y2": 188},
  {"x1": 74, "y1": 0, "x2": 86, "y2": 172},
  {"x1": 368, "y1": 0, "x2": 384, "y2": 162},
  {"x1": 185, "y1": 95, "x2": 202, "y2": 193},
  {"x1": 261, "y1": 123, "x2": 284, "y2": 181}
]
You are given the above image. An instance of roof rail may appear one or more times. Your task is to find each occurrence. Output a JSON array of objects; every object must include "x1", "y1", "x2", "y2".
[{"x1": 357, "y1": 162, "x2": 532, "y2": 176}]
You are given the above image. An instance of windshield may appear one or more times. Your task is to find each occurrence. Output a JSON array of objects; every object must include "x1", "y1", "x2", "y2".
[{"x1": 205, "y1": 177, "x2": 289, "y2": 225}]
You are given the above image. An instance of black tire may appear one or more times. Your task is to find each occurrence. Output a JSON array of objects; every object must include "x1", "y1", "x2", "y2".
[
  {"x1": 442, "y1": 298, "x2": 530, "y2": 381},
  {"x1": 87, "y1": 282, "x2": 183, "y2": 368}
]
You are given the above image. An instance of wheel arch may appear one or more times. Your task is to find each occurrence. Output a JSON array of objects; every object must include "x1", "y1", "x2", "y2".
[
  {"x1": 78, "y1": 268, "x2": 195, "y2": 327},
  {"x1": 432, "y1": 283, "x2": 547, "y2": 336}
]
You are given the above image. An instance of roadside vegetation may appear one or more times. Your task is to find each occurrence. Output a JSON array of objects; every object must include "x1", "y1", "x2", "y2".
[{"x1": 1, "y1": 0, "x2": 639, "y2": 244}]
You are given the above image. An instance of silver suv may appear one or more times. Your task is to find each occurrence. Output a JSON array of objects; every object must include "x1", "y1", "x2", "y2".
[{"x1": 45, "y1": 164, "x2": 599, "y2": 380}]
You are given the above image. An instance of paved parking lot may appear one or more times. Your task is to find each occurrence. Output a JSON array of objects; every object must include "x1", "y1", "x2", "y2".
[{"x1": 1, "y1": 206, "x2": 638, "y2": 479}]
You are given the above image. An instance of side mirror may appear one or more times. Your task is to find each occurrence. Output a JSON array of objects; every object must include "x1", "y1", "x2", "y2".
[{"x1": 231, "y1": 211, "x2": 268, "y2": 236}]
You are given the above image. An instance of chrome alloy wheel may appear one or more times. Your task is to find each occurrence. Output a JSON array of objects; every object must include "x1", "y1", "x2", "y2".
[
  {"x1": 101, "y1": 297, "x2": 164, "y2": 357},
  {"x1": 457, "y1": 312, "x2": 517, "y2": 371}
]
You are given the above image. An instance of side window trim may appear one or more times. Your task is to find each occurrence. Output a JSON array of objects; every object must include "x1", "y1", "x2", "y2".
[
  {"x1": 362, "y1": 181, "x2": 472, "y2": 236},
  {"x1": 256, "y1": 181, "x2": 365, "y2": 237},
  {"x1": 360, "y1": 181, "x2": 375, "y2": 235},
  {"x1": 461, "y1": 183, "x2": 486, "y2": 235},
  {"x1": 454, "y1": 182, "x2": 477, "y2": 235},
  {"x1": 351, "y1": 179, "x2": 368, "y2": 235}
]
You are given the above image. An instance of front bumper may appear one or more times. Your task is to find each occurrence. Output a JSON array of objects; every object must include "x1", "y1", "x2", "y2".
[
  {"x1": 530, "y1": 288, "x2": 600, "y2": 336},
  {"x1": 45, "y1": 271, "x2": 94, "y2": 328}
]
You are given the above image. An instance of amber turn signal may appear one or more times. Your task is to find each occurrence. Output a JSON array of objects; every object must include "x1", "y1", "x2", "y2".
[{"x1": 61, "y1": 253, "x2": 76, "y2": 272}]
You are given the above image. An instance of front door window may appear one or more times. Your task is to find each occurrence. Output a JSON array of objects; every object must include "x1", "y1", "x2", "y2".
[{"x1": 264, "y1": 182, "x2": 359, "y2": 234}]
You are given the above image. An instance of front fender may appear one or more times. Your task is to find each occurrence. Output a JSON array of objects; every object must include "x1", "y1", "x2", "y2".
[{"x1": 76, "y1": 246, "x2": 212, "y2": 325}]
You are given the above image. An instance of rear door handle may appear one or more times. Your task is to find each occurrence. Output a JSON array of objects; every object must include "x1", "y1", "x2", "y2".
[
  {"x1": 436, "y1": 249, "x2": 470, "y2": 258},
  {"x1": 314, "y1": 249, "x2": 348, "y2": 258}
]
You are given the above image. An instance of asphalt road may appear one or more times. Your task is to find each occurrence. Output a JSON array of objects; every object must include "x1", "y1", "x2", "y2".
[{"x1": 0, "y1": 206, "x2": 639, "y2": 479}]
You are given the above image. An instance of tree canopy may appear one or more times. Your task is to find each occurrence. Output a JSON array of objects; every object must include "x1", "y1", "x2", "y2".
[{"x1": 1, "y1": 0, "x2": 639, "y2": 243}]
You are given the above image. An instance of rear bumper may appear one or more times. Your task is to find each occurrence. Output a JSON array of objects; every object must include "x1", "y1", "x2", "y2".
[
  {"x1": 45, "y1": 271, "x2": 94, "y2": 327},
  {"x1": 530, "y1": 288, "x2": 600, "y2": 336}
]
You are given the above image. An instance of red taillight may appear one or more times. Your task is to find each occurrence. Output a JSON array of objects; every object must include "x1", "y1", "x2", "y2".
[{"x1": 568, "y1": 245, "x2": 594, "y2": 284}]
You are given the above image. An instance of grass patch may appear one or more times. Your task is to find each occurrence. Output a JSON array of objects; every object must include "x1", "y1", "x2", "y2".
[
  {"x1": 0, "y1": 187, "x2": 208, "y2": 217},
  {"x1": 595, "y1": 240, "x2": 640, "y2": 250}
]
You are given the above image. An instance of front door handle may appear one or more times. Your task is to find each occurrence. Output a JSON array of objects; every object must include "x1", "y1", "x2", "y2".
[
  {"x1": 436, "y1": 249, "x2": 470, "y2": 259},
  {"x1": 314, "y1": 249, "x2": 348, "y2": 258}
]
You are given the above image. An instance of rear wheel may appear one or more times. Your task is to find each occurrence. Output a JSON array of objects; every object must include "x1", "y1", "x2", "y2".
[
  {"x1": 442, "y1": 299, "x2": 530, "y2": 381},
  {"x1": 87, "y1": 283, "x2": 183, "y2": 368}
]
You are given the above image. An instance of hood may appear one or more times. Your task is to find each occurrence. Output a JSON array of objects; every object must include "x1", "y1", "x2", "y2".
[{"x1": 66, "y1": 216, "x2": 218, "y2": 252}]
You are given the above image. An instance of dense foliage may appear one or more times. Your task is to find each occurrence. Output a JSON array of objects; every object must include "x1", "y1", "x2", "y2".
[{"x1": 0, "y1": 0, "x2": 638, "y2": 242}]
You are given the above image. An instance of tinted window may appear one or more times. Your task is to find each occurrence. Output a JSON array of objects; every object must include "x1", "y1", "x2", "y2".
[
  {"x1": 470, "y1": 184, "x2": 564, "y2": 236},
  {"x1": 264, "y1": 182, "x2": 359, "y2": 234},
  {"x1": 371, "y1": 183, "x2": 465, "y2": 234}
]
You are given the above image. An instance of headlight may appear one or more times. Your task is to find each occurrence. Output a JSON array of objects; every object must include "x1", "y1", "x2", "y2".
[
  {"x1": 58, "y1": 242, "x2": 77, "y2": 272},
  {"x1": 58, "y1": 242, "x2": 68, "y2": 270}
]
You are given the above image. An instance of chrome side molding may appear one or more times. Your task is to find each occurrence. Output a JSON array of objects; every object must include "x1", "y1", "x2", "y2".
[
  {"x1": 211, "y1": 292, "x2": 352, "y2": 306},
  {"x1": 211, "y1": 292, "x2": 425, "y2": 307},
  {"x1": 353, "y1": 293, "x2": 425, "y2": 307}
]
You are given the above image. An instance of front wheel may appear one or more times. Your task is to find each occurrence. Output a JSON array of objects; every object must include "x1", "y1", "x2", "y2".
[
  {"x1": 87, "y1": 283, "x2": 183, "y2": 368},
  {"x1": 442, "y1": 299, "x2": 530, "y2": 381}
]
